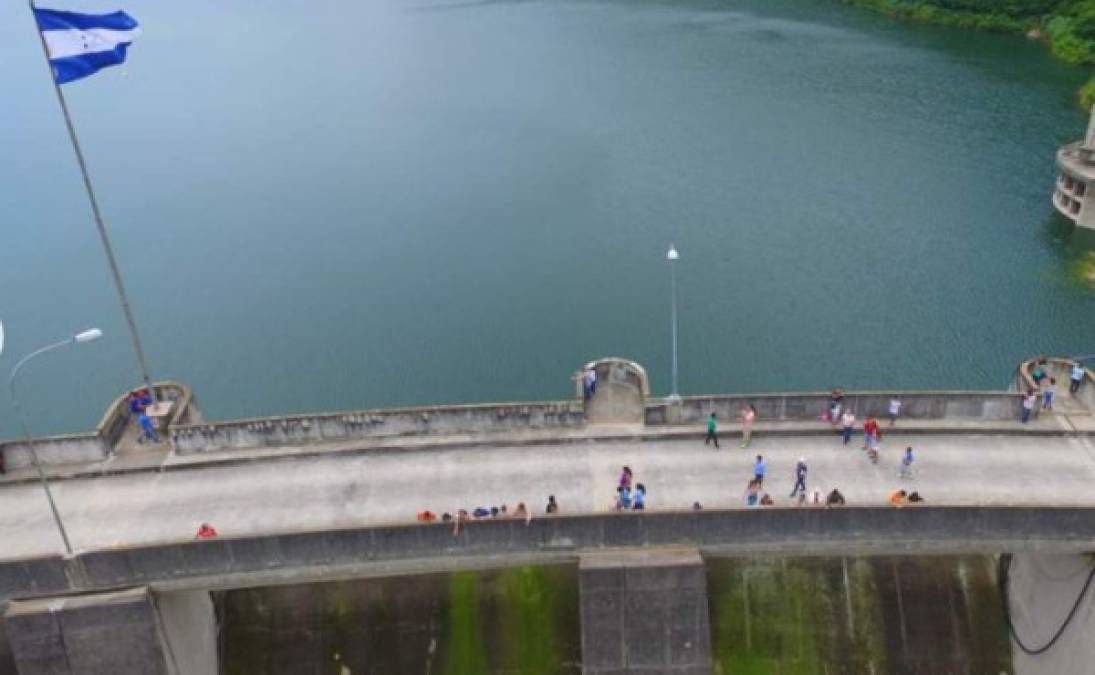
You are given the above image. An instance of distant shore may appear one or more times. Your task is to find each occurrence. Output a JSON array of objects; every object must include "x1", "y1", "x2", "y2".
[{"x1": 845, "y1": 0, "x2": 1095, "y2": 108}]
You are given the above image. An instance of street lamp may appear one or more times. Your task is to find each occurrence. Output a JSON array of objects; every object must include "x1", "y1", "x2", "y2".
[
  {"x1": 667, "y1": 244, "x2": 680, "y2": 400},
  {"x1": 8, "y1": 328, "x2": 103, "y2": 556}
]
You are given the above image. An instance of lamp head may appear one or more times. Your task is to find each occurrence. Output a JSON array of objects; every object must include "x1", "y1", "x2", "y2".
[
  {"x1": 74, "y1": 328, "x2": 103, "y2": 344},
  {"x1": 667, "y1": 244, "x2": 679, "y2": 261}
]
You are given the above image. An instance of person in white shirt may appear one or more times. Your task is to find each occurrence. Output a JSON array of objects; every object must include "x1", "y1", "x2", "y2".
[
  {"x1": 1071, "y1": 362, "x2": 1085, "y2": 394},
  {"x1": 841, "y1": 410, "x2": 855, "y2": 445},
  {"x1": 888, "y1": 398, "x2": 902, "y2": 427}
]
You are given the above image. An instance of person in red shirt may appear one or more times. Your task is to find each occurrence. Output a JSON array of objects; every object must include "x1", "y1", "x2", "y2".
[
  {"x1": 862, "y1": 417, "x2": 881, "y2": 452},
  {"x1": 196, "y1": 523, "x2": 218, "y2": 539}
]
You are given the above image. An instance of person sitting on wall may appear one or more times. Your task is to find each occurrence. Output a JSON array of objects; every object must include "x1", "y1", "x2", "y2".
[
  {"x1": 907, "y1": 491, "x2": 925, "y2": 503},
  {"x1": 615, "y1": 486, "x2": 632, "y2": 510},
  {"x1": 417, "y1": 510, "x2": 437, "y2": 522},
  {"x1": 129, "y1": 388, "x2": 152, "y2": 418},
  {"x1": 889, "y1": 489, "x2": 908, "y2": 507},
  {"x1": 826, "y1": 489, "x2": 846, "y2": 506},
  {"x1": 472, "y1": 506, "x2": 491, "y2": 519},
  {"x1": 759, "y1": 493, "x2": 774, "y2": 506},
  {"x1": 196, "y1": 523, "x2": 218, "y2": 539},
  {"x1": 1031, "y1": 362, "x2": 1047, "y2": 385}
]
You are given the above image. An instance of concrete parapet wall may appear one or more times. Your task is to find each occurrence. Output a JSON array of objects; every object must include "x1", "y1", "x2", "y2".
[
  {"x1": 170, "y1": 400, "x2": 585, "y2": 454},
  {"x1": 4, "y1": 507, "x2": 1095, "y2": 604},
  {"x1": 0, "y1": 434, "x2": 107, "y2": 472},
  {"x1": 645, "y1": 391, "x2": 1023, "y2": 425},
  {"x1": 0, "y1": 381, "x2": 197, "y2": 470}
]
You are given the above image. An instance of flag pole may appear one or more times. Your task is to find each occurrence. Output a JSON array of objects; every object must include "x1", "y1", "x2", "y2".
[{"x1": 28, "y1": 0, "x2": 157, "y2": 402}]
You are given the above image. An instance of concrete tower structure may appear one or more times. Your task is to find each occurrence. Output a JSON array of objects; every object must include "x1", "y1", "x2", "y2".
[{"x1": 1054, "y1": 105, "x2": 1095, "y2": 228}]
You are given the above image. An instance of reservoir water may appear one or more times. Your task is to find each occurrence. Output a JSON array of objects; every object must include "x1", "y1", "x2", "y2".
[{"x1": 1, "y1": 0, "x2": 1093, "y2": 434}]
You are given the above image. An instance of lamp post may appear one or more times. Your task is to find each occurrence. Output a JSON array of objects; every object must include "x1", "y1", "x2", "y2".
[
  {"x1": 8, "y1": 328, "x2": 103, "y2": 556},
  {"x1": 667, "y1": 244, "x2": 680, "y2": 400}
]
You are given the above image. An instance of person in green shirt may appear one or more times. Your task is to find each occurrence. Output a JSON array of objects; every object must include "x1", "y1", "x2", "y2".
[{"x1": 705, "y1": 413, "x2": 719, "y2": 448}]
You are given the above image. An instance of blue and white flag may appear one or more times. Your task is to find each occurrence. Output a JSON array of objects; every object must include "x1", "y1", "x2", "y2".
[{"x1": 33, "y1": 8, "x2": 138, "y2": 84}]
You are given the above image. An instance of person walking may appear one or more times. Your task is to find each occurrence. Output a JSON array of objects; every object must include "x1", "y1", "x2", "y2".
[
  {"x1": 862, "y1": 416, "x2": 880, "y2": 451},
  {"x1": 841, "y1": 410, "x2": 856, "y2": 445},
  {"x1": 1021, "y1": 390, "x2": 1036, "y2": 423},
  {"x1": 740, "y1": 404, "x2": 756, "y2": 449},
  {"x1": 705, "y1": 413, "x2": 719, "y2": 448},
  {"x1": 888, "y1": 397, "x2": 902, "y2": 427},
  {"x1": 753, "y1": 454, "x2": 767, "y2": 487},
  {"x1": 632, "y1": 483, "x2": 646, "y2": 510},
  {"x1": 900, "y1": 446, "x2": 914, "y2": 479},
  {"x1": 1071, "y1": 362, "x2": 1085, "y2": 394},
  {"x1": 790, "y1": 457, "x2": 807, "y2": 498},
  {"x1": 546, "y1": 495, "x2": 559, "y2": 514},
  {"x1": 1043, "y1": 378, "x2": 1057, "y2": 411}
]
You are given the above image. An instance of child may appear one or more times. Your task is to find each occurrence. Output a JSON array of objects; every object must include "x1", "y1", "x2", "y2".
[
  {"x1": 632, "y1": 483, "x2": 646, "y2": 510},
  {"x1": 900, "y1": 446, "x2": 914, "y2": 479},
  {"x1": 744, "y1": 479, "x2": 759, "y2": 506},
  {"x1": 1043, "y1": 378, "x2": 1057, "y2": 411},
  {"x1": 615, "y1": 486, "x2": 632, "y2": 510}
]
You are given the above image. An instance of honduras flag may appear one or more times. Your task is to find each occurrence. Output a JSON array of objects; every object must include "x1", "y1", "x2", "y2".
[{"x1": 33, "y1": 8, "x2": 138, "y2": 84}]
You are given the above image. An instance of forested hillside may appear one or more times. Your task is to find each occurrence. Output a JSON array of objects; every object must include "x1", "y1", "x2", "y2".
[{"x1": 848, "y1": 0, "x2": 1095, "y2": 105}]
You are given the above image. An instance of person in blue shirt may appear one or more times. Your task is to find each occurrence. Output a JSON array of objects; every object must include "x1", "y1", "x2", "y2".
[
  {"x1": 615, "y1": 486, "x2": 632, "y2": 510},
  {"x1": 632, "y1": 484, "x2": 646, "y2": 510},
  {"x1": 138, "y1": 412, "x2": 158, "y2": 443},
  {"x1": 754, "y1": 455, "x2": 767, "y2": 487},
  {"x1": 900, "y1": 446, "x2": 914, "y2": 479}
]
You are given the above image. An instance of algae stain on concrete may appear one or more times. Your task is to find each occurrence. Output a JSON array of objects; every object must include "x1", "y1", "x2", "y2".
[
  {"x1": 445, "y1": 572, "x2": 490, "y2": 675},
  {"x1": 497, "y1": 567, "x2": 560, "y2": 675},
  {"x1": 707, "y1": 556, "x2": 1011, "y2": 674},
  {"x1": 220, "y1": 566, "x2": 580, "y2": 675}
]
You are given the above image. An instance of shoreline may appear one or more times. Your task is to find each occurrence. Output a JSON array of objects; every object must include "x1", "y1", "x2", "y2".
[{"x1": 844, "y1": 0, "x2": 1095, "y2": 108}]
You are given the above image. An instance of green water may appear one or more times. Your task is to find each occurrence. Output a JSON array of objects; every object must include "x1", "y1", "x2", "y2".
[{"x1": 2, "y1": 0, "x2": 1094, "y2": 435}]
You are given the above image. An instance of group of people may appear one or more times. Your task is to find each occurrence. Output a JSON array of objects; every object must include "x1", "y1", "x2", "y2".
[
  {"x1": 889, "y1": 489, "x2": 925, "y2": 506},
  {"x1": 1023, "y1": 358, "x2": 1087, "y2": 423},
  {"x1": 614, "y1": 466, "x2": 647, "y2": 510},
  {"x1": 416, "y1": 496, "x2": 561, "y2": 535},
  {"x1": 704, "y1": 404, "x2": 755, "y2": 449},
  {"x1": 742, "y1": 453, "x2": 845, "y2": 507}
]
